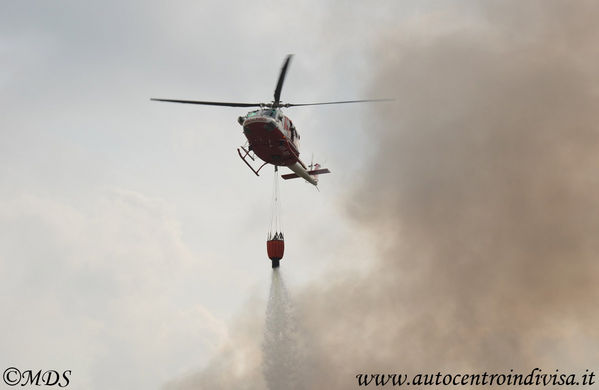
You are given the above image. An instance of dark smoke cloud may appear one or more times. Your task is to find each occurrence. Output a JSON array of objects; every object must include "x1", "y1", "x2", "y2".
[{"x1": 166, "y1": 1, "x2": 599, "y2": 388}]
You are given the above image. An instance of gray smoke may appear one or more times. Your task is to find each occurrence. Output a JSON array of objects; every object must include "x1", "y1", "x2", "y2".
[
  {"x1": 299, "y1": 0, "x2": 599, "y2": 384},
  {"x1": 165, "y1": 1, "x2": 599, "y2": 388},
  {"x1": 164, "y1": 295, "x2": 266, "y2": 390}
]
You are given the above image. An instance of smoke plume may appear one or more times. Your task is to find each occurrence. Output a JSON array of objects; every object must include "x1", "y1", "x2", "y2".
[{"x1": 166, "y1": 1, "x2": 599, "y2": 388}]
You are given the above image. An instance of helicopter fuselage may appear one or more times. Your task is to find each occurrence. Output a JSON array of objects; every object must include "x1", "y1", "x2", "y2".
[{"x1": 240, "y1": 108, "x2": 301, "y2": 167}]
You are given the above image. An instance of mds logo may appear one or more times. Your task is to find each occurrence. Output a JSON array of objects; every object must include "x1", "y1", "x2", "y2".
[{"x1": 3, "y1": 367, "x2": 71, "y2": 387}]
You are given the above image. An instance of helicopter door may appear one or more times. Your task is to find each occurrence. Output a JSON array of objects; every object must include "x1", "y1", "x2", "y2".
[{"x1": 283, "y1": 118, "x2": 292, "y2": 140}]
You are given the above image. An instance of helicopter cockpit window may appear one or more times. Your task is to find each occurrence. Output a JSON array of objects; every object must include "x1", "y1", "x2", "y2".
[{"x1": 262, "y1": 109, "x2": 276, "y2": 118}]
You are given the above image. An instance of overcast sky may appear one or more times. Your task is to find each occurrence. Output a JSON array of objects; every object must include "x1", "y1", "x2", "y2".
[
  {"x1": 0, "y1": 1, "x2": 409, "y2": 388},
  {"x1": 2, "y1": 1, "x2": 598, "y2": 390}
]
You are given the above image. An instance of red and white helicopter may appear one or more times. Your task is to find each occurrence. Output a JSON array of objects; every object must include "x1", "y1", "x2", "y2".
[{"x1": 152, "y1": 55, "x2": 389, "y2": 186}]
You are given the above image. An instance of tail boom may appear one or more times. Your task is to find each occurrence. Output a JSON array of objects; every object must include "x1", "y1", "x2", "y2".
[{"x1": 281, "y1": 163, "x2": 330, "y2": 185}]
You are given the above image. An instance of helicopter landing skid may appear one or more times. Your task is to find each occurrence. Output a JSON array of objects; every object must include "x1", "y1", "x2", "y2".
[{"x1": 237, "y1": 146, "x2": 268, "y2": 176}]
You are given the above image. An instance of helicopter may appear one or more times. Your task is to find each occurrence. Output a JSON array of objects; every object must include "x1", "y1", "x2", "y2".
[{"x1": 151, "y1": 55, "x2": 390, "y2": 186}]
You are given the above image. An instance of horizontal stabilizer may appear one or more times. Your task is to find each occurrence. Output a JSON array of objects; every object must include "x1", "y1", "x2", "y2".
[
  {"x1": 308, "y1": 168, "x2": 331, "y2": 176},
  {"x1": 282, "y1": 168, "x2": 331, "y2": 180},
  {"x1": 281, "y1": 173, "x2": 299, "y2": 180}
]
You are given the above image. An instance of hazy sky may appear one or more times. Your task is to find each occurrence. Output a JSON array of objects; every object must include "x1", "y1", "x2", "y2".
[
  {"x1": 2, "y1": 1, "x2": 598, "y2": 389},
  {"x1": 0, "y1": 1, "x2": 407, "y2": 388}
]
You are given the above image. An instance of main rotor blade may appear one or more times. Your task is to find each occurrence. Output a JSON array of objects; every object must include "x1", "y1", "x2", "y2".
[
  {"x1": 151, "y1": 98, "x2": 263, "y2": 107},
  {"x1": 284, "y1": 98, "x2": 394, "y2": 107},
  {"x1": 273, "y1": 54, "x2": 293, "y2": 106}
]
